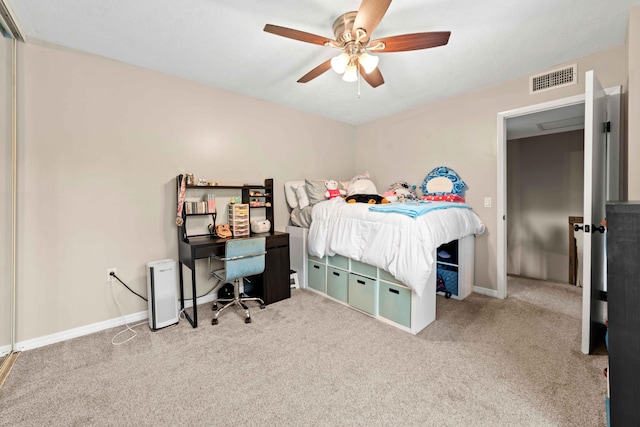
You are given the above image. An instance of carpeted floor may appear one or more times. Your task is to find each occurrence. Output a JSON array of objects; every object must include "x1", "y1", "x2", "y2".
[{"x1": 0, "y1": 277, "x2": 607, "y2": 426}]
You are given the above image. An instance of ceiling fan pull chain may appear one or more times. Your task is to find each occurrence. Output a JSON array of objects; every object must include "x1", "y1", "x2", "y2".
[{"x1": 357, "y1": 66, "x2": 361, "y2": 98}]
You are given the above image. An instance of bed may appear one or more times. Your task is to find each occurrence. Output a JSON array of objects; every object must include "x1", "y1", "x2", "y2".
[
  {"x1": 284, "y1": 170, "x2": 485, "y2": 334},
  {"x1": 307, "y1": 197, "x2": 484, "y2": 298}
]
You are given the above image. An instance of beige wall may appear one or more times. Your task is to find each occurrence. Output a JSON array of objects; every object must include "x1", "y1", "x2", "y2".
[
  {"x1": 355, "y1": 46, "x2": 627, "y2": 290},
  {"x1": 5, "y1": 29, "x2": 636, "y2": 345},
  {"x1": 507, "y1": 130, "x2": 584, "y2": 283},
  {"x1": 1, "y1": 37, "x2": 12, "y2": 352},
  {"x1": 629, "y1": 5, "x2": 640, "y2": 199},
  {"x1": 14, "y1": 43, "x2": 356, "y2": 342}
]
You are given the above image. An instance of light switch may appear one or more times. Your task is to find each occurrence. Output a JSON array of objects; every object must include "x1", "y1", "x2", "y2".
[{"x1": 484, "y1": 197, "x2": 492, "y2": 208}]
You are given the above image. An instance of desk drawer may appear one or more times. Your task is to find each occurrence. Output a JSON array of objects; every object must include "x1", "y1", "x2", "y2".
[
  {"x1": 194, "y1": 246, "x2": 222, "y2": 259},
  {"x1": 267, "y1": 233, "x2": 289, "y2": 248}
]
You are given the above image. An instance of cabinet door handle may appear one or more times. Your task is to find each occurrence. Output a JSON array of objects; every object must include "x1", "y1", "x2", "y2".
[
  {"x1": 313, "y1": 265, "x2": 319, "y2": 270},
  {"x1": 357, "y1": 279, "x2": 365, "y2": 285},
  {"x1": 333, "y1": 272, "x2": 340, "y2": 276},
  {"x1": 389, "y1": 288, "x2": 399, "y2": 295}
]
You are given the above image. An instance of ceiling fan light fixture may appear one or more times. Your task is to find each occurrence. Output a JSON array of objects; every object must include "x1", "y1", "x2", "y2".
[
  {"x1": 343, "y1": 64, "x2": 358, "y2": 82},
  {"x1": 358, "y1": 51, "x2": 379, "y2": 74},
  {"x1": 331, "y1": 52, "x2": 350, "y2": 74}
]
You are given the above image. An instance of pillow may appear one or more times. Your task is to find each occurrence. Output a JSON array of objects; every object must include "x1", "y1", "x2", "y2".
[
  {"x1": 421, "y1": 194, "x2": 466, "y2": 203},
  {"x1": 305, "y1": 179, "x2": 328, "y2": 205},
  {"x1": 284, "y1": 181, "x2": 306, "y2": 209},
  {"x1": 346, "y1": 179, "x2": 377, "y2": 196},
  {"x1": 296, "y1": 186, "x2": 310, "y2": 209},
  {"x1": 421, "y1": 166, "x2": 467, "y2": 196},
  {"x1": 342, "y1": 173, "x2": 377, "y2": 196}
]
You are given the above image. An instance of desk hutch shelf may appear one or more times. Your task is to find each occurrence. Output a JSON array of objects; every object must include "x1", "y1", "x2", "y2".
[{"x1": 176, "y1": 175, "x2": 274, "y2": 242}]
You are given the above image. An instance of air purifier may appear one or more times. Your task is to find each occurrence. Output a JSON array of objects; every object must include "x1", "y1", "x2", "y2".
[{"x1": 146, "y1": 259, "x2": 179, "y2": 330}]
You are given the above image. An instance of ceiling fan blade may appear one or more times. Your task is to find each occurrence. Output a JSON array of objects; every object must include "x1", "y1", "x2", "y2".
[
  {"x1": 371, "y1": 31, "x2": 451, "y2": 53},
  {"x1": 358, "y1": 64, "x2": 384, "y2": 88},
  {"x1": 264, "y1": 24, "x2": 332, "y2": 46},
  {"x1": 352, "y1": 0, "x2": 392, "y2": 42},
  {"x1": 297, "y1": 59, "x2": 332, "y2": 83}
]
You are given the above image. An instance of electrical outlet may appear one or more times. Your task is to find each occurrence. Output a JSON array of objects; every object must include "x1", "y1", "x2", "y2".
[{"x1": 107, "y1": 268, "x2": 117, "y2": 282}]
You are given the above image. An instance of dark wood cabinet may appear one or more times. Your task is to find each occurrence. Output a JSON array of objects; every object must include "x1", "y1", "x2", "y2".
[
  {"x1": 606, "y1": 201, "x2": 640, "y2": 426},
  {"x1": 263, "y1": 233, "x2": 291, "y2": 304}
]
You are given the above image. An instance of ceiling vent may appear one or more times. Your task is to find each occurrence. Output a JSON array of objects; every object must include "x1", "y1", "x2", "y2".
[{"x1": 529, "y1": 64, "x2": 577, "y2": 94}]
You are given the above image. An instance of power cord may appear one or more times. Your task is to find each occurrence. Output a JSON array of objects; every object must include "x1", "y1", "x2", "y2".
[
  {"x1": 109, "y1": 271, "x2": 147, "y2": 345},
  {"x1": 108, "y1": 270, "x2": 219, "y2": 333},
  {"x1": 110, "y1": 271, "x2": 147, "y2": 302}
]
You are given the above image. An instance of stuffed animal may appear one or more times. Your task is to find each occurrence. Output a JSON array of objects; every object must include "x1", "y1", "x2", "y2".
[
  {"x1": 324, "y1": 179, "x2": 346, "y2": 200},
  {"x1": 341, "y1": 173, "x2": 378, "y2": 196},
  {"x1": 346, "y1": 194, "x2": 389, "y2": 204},
  {"x1": 341, "y1": 173, "x2": 388, "y2": 203},
  {"x1": 382, "y1": 181, "x2": 418, "y2": 203}
]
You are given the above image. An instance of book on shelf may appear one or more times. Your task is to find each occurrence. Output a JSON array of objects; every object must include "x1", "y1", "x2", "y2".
[
  {"x1": 206, "y1": 193, "x2": 216, "y2": 214},
  {"x1": 184, "y1": 201, "x2": 211, "y2": 214}
]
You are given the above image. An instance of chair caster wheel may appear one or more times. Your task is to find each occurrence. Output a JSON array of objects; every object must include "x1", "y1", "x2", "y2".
[
  {"x1": 212, "y1": 304, "x2": 218, "y2": 311},
  {"x1": 212, "y1": 318, "x2": 218, "y2": 325},
  {"x1": 260, "y1": 304, "x2": 265, "y2": 309},
  {"x1": 245, "y1": 317, "x2": 252, "y2": 324},
  {"x1": 445, "y1": 292, "x2": 452, "y2": 299}
]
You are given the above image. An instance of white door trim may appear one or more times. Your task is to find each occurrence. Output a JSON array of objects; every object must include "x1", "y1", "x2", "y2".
[{"x1": 496, "y1": 88, "x2": 618, "y2": 299}]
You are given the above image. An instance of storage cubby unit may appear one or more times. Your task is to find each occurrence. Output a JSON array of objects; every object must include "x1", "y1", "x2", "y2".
[
  {"x1": 436, "y1": 238, "x2": 474, "y2": 300},
  {"x1": 300, "y1": 234, "x2": 475, "y2": 335}
]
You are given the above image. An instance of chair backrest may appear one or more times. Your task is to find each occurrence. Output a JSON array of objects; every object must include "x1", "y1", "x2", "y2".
[{"x1": 222, "y1": 237, "x2": 266, "y2": 282}]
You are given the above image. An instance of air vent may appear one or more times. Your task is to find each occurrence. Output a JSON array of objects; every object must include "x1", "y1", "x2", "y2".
[{"x1": 529, "y1": 64, "x2": 577, "y2": 94}]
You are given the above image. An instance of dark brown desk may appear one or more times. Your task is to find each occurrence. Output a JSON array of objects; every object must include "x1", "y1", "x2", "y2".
[{"x1": 177, "y1": 231, "x2": 290, "y2": 327}]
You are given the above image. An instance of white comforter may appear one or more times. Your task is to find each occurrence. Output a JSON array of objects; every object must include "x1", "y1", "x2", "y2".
[{"x1": 308, "y1": 198, "x2": 485, "y2": 298}]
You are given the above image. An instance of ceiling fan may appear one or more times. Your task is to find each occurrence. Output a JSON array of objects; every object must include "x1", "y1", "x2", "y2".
[{"x1": 263, "y1": 0, "x2": 450, "y2": 88}]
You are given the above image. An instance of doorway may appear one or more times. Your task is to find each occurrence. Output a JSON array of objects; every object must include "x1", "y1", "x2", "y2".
[
  {"x1": 497, "y1": 87, "x2": 620, "y2": 299},
  {"x1": 497, "y1": 82, "x2": 621, "y2": 354},
  {"x1": 506, "y1": 125, "x2": 585, "y2": 284}
]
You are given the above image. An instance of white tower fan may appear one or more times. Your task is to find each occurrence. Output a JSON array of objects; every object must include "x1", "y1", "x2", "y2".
[{"x1": 146, "y1": 259, "x2": 179, "y2": 330}]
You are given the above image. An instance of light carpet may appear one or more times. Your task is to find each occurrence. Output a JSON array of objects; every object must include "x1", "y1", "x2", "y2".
[{"x1": 0, "y1": 277, "x2": 606, "y2": 426}]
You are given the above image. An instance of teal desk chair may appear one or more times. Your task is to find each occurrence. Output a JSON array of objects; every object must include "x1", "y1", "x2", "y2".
[{"x1": 210, "y1": 237, "x2": 266, "y2": 325}]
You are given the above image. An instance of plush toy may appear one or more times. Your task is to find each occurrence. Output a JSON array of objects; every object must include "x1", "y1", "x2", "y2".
[
  {"x1": 324, "y1": 179, "x2": 346, "y2": 200},
  {"x1": 346, "y1": 194, "x2": 389, "y2": 204},
  {"x1": 382, "y1": 181, "x2": 418, "y2": 203},
  {"x1": 341, "y1": 173, "x2": 378, "y2": 196},
  {"x1": 341, "y1": 173, "x2": 388, "y2": 204}
]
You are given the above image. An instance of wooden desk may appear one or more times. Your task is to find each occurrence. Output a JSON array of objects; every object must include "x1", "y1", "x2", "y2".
[{"x1": 177, "y1": 231, "x2": 290, "y2": 327}]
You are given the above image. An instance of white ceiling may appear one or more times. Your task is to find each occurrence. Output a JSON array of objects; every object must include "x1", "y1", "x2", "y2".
[{"x1": 5, "y1": 0, "x2": 640, "y2": 125}]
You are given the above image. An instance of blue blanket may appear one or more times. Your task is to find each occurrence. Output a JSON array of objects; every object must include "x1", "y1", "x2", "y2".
[{"x1": 368, "y1": 201, "x2": 471, "y2": 218}]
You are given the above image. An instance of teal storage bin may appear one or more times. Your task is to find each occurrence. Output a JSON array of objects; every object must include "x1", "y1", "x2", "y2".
[
  {"x1": 327, "y1": 254, "x2": 349, "y2": 269},
  {"x1": 308, "y1": 261, "x2": 326, "y2": 293},
  {"x1": 348, "y1": 273, "x2": 376, "y2": 315},
  {"x1": 327, "y1": 267, "x2": 348, "y2": 302},
  {"x1": 351, "y1": 259, "x2": 377, "y2": 278},
  {"x1": 378, "y1": 282, "x2": 411, "y2": 328}
]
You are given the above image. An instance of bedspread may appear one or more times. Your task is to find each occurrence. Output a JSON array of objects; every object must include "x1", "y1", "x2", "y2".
[{"x1": 308, "y1": 198, "x2": 485, "y2": 298}]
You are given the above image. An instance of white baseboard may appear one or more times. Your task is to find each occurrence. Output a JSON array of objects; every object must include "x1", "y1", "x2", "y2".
[
  {"x1": 15, "y1": 294, "x2": 216, "y2": 352},
  {"x1": 473, "y1": 286, "x2": 499, "y2": 298},
  {"x1": 0, "y1": 345, "x2": 11, "y2": 357}
]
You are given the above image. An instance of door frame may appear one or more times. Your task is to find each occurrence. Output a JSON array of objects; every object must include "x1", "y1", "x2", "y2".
[{"x1": 496, "y1": 86, "x2": 620, "y2": 300}]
